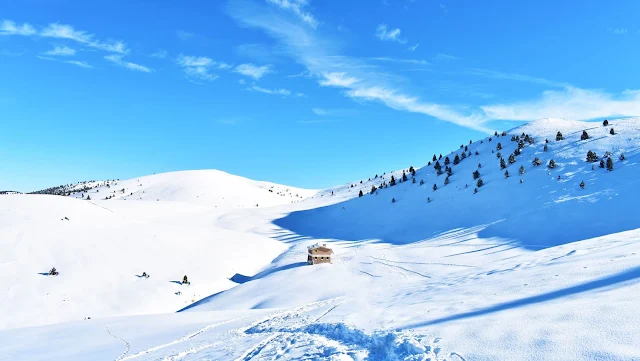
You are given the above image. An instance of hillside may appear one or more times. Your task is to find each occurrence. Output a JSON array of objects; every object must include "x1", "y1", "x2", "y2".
[{"x1": 1, "y1": 118, "x2": 639, "y2": 361}]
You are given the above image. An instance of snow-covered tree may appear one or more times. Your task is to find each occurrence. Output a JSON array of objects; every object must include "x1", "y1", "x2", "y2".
[
  {"x1": 476, "y1": 178, "x2": 484, "y2": 188},
  {"x1": 610, "y1": 128, "x2": 615, "y2": 135},
  {"x1": 533, "y1": 157, "x2": 542, "y2": 166},
  {"x1": 390, "y1": 175, "x2": 396, "y2": 186},
  {"x1": 358, "y1": 190, "x2": 363, "y2": 197},
  {"x1": 580, "y1": 180, "x2": 585, "y2": 189},
  {"x1": 586, "y1": 150, "x2": 598, "y2": 162},
  {"x1": 444, "y1": 176, "x2": 450, "y2": 185},
  {"x1": 607, "y1": 157, "x2": 614, "y2": 171},
  {"x1": 433, "y1": 184, "x2": 437, "y2": 191},
  {"x1": 444, "y1": 156, "x2": 450, "y2": 165},
  {"x1": 473, "y1": 170, "x2": 481, "y2": 180},
  {"x1": 548, "y1": 159, "x2": 556, "y2": 169},
  {"x1": 544, "y1": 144, "x2": 548, "y2": 152},
  {"x1": 505, "y1": 170, "x2": 510, "y2": 178},
  {"x1": 453, "y1": 154, "x2": 460, "y2": 165},
  {"x1": 603, "y1": 119, "x2": 609, "y2": 126},
  {"x1": 496, "y1": 142, "x2": 502, "y2": 150},
  {"x1": 508, "y1": 153, "x2": 516, "y2": 164},
  {"x1": 556, "y1": 131, "x2": 563, "y2": 141},
  {"x1": 581, "y1": 130, "x2": 589, "y2": 140},
  {"x1": 183, "y1": 275, "x2": 189, "y2": 284},
  {"x1": 500, "y1": 157, "x2": 507, "y2": 170},
  {"x1": 519, "y1": 165, "x2": 525, "y2": 174}
]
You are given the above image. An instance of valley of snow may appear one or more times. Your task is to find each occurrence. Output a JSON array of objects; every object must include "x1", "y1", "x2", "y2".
[{"x1": 1, "y1": 119, "x2": 639, "y2": 360}]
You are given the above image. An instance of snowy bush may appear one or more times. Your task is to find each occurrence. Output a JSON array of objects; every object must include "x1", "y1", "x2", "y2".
[
  {"x1": 496, "y1": 142, "x2": 502, "y2": 150},
  {"x1": 586, "y1": 150, "x2": 598, "y2": 162},
  {"x1": 508, "y1": 153, "x2": 516, "y2": 164},
  {"x1": 476, "y1": 178, "x2": 484, "y2": 187},
  {"x1": 519, "y1": 165, "x2": 525, "y2": 174},
  {"x1": 548, "y1": 159, "x2": 556, "y2": 169},
  {"x1": 580, "y1": 180, "x2": 585, "y2": 189}
]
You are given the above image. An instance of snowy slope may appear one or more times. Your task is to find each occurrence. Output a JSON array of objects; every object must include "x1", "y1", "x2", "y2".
[{"x1": 2, "y1": 118, "x2": 640, "y2": 360}]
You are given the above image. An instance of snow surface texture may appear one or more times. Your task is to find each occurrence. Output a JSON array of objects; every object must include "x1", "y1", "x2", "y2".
[{"x1": 1, "y1": 118, "x2": 639, "y2": 360}]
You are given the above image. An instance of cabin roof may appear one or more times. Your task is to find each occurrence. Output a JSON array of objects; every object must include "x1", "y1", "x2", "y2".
[{"x1": 307, "y1": 243, "x2": 333, "y2": 253}]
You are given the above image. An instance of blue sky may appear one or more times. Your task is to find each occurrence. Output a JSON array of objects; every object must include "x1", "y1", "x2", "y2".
[{"x1": 2, "y1": 0, "x2": 640, "y2": 192}]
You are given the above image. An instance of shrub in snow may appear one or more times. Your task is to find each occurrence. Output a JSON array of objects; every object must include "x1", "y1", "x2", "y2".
[
  {"x1": 514, "y1": 147, "x2": 521, "y2": 156},
  {"x1": 496, "y1": 142, "x2": 502, "y2": 150},
  {"x1": 478, "y1": 162, "x2": 482, "y2": 168},
  {"x1": 581, "y1": 130, "x2": 589, "y2": 140},
  {"x1": 427, "y1": 197, "x2": 431, "y2": 203},
  {"x1": 419, "y1": 179, "x2": 424, "y2": 185},
  {"x1": 519, "y1": 165, "x2": 525, "y2": 174},
  {"x1": 603, "y1": 119, "x2": 609, "y2": 126},
  {"x1": 607, "y1": 157, "x2": 614, "y2": 171},
  {"x1": 610, "y1": 128, "x2": 615, "y2": 135},
  {"x1": 580, "y1": 181, "x2": 585, "y2": 189},
  {"x1": 444, "y1": 156, "x2": 450, "y2": 165},
  {"x1": 548, "y1": 159, "x2": 556, "y2": 169},
  {"x1": 142, "y1": 272, "x2": 149, "y2": 278},
  {"x1": 444, "y1": 176, "x2": 450, "y2": 185},
  {"x1": 453, "y1": 155, "x2": 460, "y2": 165},
  {"x1": 496, "y1": 151, "x2": 501, "y2": 159},
  {"x1": 412, "y1": 178, "x2": 416, "y2": 184},
  {"x1": 182, "y1": 275, "x2": 189, "y2": 284},
  {"x1": 556, "y1": 131, "x2": 563, "y2": 141},
  {"x1": 505, "y1": 170, "x2": 510, "y2": 178},
  {"x1": 358, "y1": 190, "x2": 363, "y2": 197},
  {"x1": 508, "y1": 153, "x2": 516, "y2": 164},
  {"x1": 475, "y1": 151, "x2": 479, "y2": 155},
  {"x1": 620, "y1": 153, "x2": 626, "y2": 161},
  {"x1": 473, "y1": 170, "x2": 481, "y2": 180},
  {"x1": 494, "y1": 131, "x2": 498, "y2": 136},
  {"x1": 433, "y1": 184, "x2": 437, "y2": 191},
  {"x1": 476, "y1": 178, "x2": 484, "y2": 188},
  {"x1": 500, "y1": 157, "x2": 507, "y2": 170},
  {"x1": 474, "y1": 188, "x2": 478, "y2": 194},
  {"x1": 544, "y1": 144, "x2": 548, "y2": 152},
  {"x1": 489, "y1": 137, "x2": 492, "y2": 142},
  {"x1": 86, "y1": 195, "x2": 91, "y2": 200},
  {"x1": 502, "y1": 131, "x2": 507, "y2": 136},
  {"x1": 392, "y1": 198, "x2": 396, "y2": 203},
  {"x1": 520, "y1": 178, "x2": 523, "y2": 183},
  {"x1": 545, "y1": 138, "x2": 549, "y2": 143},
  {"x1": 533, "y1": 157, "x2": 542, "y2": 166},
  {"x1": 600, "y1": 159, "x2": 605, "y2": 168},
  {"x1": 48, "y1": 267, "x2": 59, "y2": 276}
]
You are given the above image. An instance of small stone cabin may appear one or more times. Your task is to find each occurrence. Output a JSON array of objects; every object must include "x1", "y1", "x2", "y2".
[{"x1": 307, "y1": 243, "x2": 333, "y2": 265}]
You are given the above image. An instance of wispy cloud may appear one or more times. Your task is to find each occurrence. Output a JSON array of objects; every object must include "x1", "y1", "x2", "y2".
[
  {"x1": 177, "y1": 54, "x2": 230, "y2": 81},
  {"x1": 105, "y1": 55, "x2": 152, "y2": 73},
  {"x1": 38, "y1": 55, "x2": 93, "y2": 69},
  {"x1": 248, "y1": 85, "x2": 303, "y2": 97},
  {"x1": 435, "y1": 53, "x2": 458, "y2": 60},
  {"x1": 370, "y1": 57, "x2": 429, "y2": 65},
  {"x1": 0, "y1": 20, "x2": 36, "y2": 36},
  {"x1": 375, "y1": 24, "x2": 407, "y2": 44},
  {"x1": 234, "y1": 63, "x2": 272, "y2": 79},
  {"x1": 288, "y1": 70, "x2": 312, "y2": 78},
  {"x1": 176, "y1": 30, "x2": 195, "y2": 41},
  {"x1": 609, "y1": 28, "x2": 628, "y2": 35},
  {"x1": 1, "y1": 20, "x2": 127, "y2": 53},
  {"x1": 482, "y1": 87, "x2": 640, "y2": 121},
  {"x1": 266, "y1": 0, "x2": 319, "y2": 29},
  {"x1": 311, "y1": 107, "x2": 357, "y2": 116},
  {"x1": 227, "y1": 1, "x2": 490, "y2": 132},
  {"x1": 40, "y1": 23, "x2": 127, "y2": 53},
  {"x1": 408, "y1": 43, "x2": 419, "y2": 52},
  {"x1": 463, "y1": 68, "x2": 570, "y2": 88},
  {"x1": 150, "y1": 49, "x2": 168, "y2": 59},
  {"x1": 44, "y1": 45, "x2": 75, "y2": 56}
]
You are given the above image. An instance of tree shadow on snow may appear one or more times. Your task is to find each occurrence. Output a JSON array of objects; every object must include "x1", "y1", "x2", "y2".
[
  {"x1": 38, "y1": 273, "x2": 50, "y2": 276},
  {"x1": 400, "y1": 266, "x2": 640, "y2": 329},
  {"x1": 169, "y1": 280, "x2": 183, "y2": 285},
  {"x1": 230, "y1": 262, "x2": 307, "y2": 284},
  {"x1": 273, "y1": 169, "x2": 640, "y2": 251}
]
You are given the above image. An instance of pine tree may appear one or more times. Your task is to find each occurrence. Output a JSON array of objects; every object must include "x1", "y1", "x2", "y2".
[
  {"x1": 370, "y1": 185, "x2": 377, "y2": 194},
  {"x1": 581, "y1": 130, "x2": 589, "y2": 140},
  {"x1": 548, "y1": 159, "x2": 556, "y2": 169},
  {"x1": 434, "y1": 161, "x2": 441, "y2": 171},
  {"x1": 86, "y1": 195, "x2": 91, "y2": 200},
  {"x1": 476, "y1": 178, "x2": 484, "y2": 187},
  {"x1": 580, "y1": 180, "x2": 585, "y2": 189},
  {"x1": 508, "y1": 153, "x2": 516, "y2": 164},
  {"x1": 461, "y1": 151, "x2": 467, "y2": 159},
  {"x1": 519, "y1": 165, "x2": 525, "y2": 174},
  {"x1": 412, "y1": 177, "x2": 416, "y2": 184},
  {"x1": 533, "y1": 157, "x2": 542, "y2": 166},
  {"x1": 478, "y1": 162, "x2": 482, "y2": 168},
  {"x1": 464, "y1": 145, "x2": 468, "y2": 151},
  {"x1": 586, "y1": 150, "x2": 598, "y2": 162},
  {"x1": 473, "y1": 170, "x2": 480, "y2": 180},
  {"x1": 392, "y1": 198, "x2": 396, "y2": 203},
  {"x1": 427, "y1": 197, "x2": 431, "y2": 203},
  {"x1": 543, "y1": 144, "x2": 548, "y2": 152},
  {"x1": 607, "y1": 157, "x2": 614, "y2": 171},
  {"x1": 433, "y1": 154, "x2": 437, "y2": 162},
  {"x1": 444, "y1": 156, "x2": 450, "y2": 165},
  {"x1": 494, "y1": 131, "x2": 498, "y2": 136},
  {"x1": 514, "y1": 147, "x2": 521, "y2": 156},
  {"x1": 496, "y1": 142, "x2": 502, "y2": 150},
  {"x1": 502, "y1": 131, "x2": 507, "y2": 136},
  {"x1": 500, "y1": 157, "x2": 507, "y2": 170},
  {"x1": 496, "y1": 152, "x2": 501, "y2": 159},
  {"x1": 453, "y1": 154, "x2": 460, "y2": 165},
  {"x1": 610, "y1": 128, "x2": 615, "y2": 135},
  {"x1": 444, "y1": 176, "x2": 450, "y2": 185},
  {"x1": 620, "y1": 153, "x2": 626, "y2": 161},
  {"x1": 505, "y1": 170, "x2": 510, "y2": 178},
  {"x1": 182, "y1": 275, "x2": 189, "y2": 284},
  {"x1": 420, "y1": 179, "x2": 425, "y2": 185},
  {"x1": 402, "y1": 171, "x2": 408, "y2": 182},
  {"x1": 446, "y1": 167, "x2": 453, "y2": 176},
  {"x1": 439, "y1": 154, "x2": 442, "y2": 159},
  {"x1": 358, "y1": 190, "x2": 363, "y2": 197},
  {"x1": 390, "y1": 175, "x2": 396, "y2": 186},
  {"x1": 599, "y1": 159, "x2": 605, "y2": 168},
  {"x1": 556, "y1": 131, "x2": 563, "y2": 141},
  {"x1": 474, "y1": 188, "x2": 478, "y2": 194},
  {"x1": 409, "y1": 166, "x2": 415, "y2": 173},
  {"x1": 433, "y1": 184, "x2": 437, "y2": 191},
  {"x1": 518, "y1": 139, "x2": 525, "y2": 149},
  {"x1": 603, "y1": 119, "x2": 609, "y2": 126}
]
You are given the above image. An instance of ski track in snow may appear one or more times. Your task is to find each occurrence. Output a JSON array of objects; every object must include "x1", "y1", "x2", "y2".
[{"x1": 105, "y1": 326, "x2": 131, "y2": 361}]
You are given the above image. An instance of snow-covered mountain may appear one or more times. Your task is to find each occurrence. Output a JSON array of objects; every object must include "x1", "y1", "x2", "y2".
[{"x1": 1, "y1": 118, "x2": 639, "y2": 361}]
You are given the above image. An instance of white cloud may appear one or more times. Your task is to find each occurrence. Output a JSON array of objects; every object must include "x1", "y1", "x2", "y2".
[
  {"x1": 370, "y1": 57, "x2": 429, "y2": 65},
  {"x1": 234, "y1": 63, "x2": 272, "y2": 79},
  {"x1": 482, "y1": 87, "x2": 640, "y2": 121},
  {"x1": 41, "y1": 23, "x2": 127, "y2": 53},
  {"x1": 266, "y1": 0, "x2": 319, "y2": 29},
  {"x1": 311, "y1": 107, "x2": 356, "y2": 116},
  {"x1": 249, "y1": 85, "x2": 302, "y2": 96},
  {"x1": 0, "y1": 20, "x2": 36, "y2": 36},
  {"x1": 227, "y1": 0, "x2": 490, "y2": 132},
  {"x1": 38, "y1": 55, "x2": 93, "y2": 69},
  {"x1": 609, "y1": 28, "x2": 628, "y2": 35},
  {"x1": 464, "y1": 68, "x2": 570, "y2": 88},
  {"x1": 44, "y1": 45, "x2": 75, "y2": 56},
  {"x1": 176, "y1": 54, "x2": 222, "y2": 81},
  {"x1": 408, "y1": 43, "x2": 419, "y2": 52},
  {"x1": 150, "y1": 49, "x2": 168, "y2": 59},
  {"x1": 375, "y1": 24, "x2": 407, "y2": 44},
  {"x1": 319, "y1": 72, "x2": 359, "y2": 87},
  {"x1": 105, "y1": 55, "x2": 152, "y2": 73}
]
